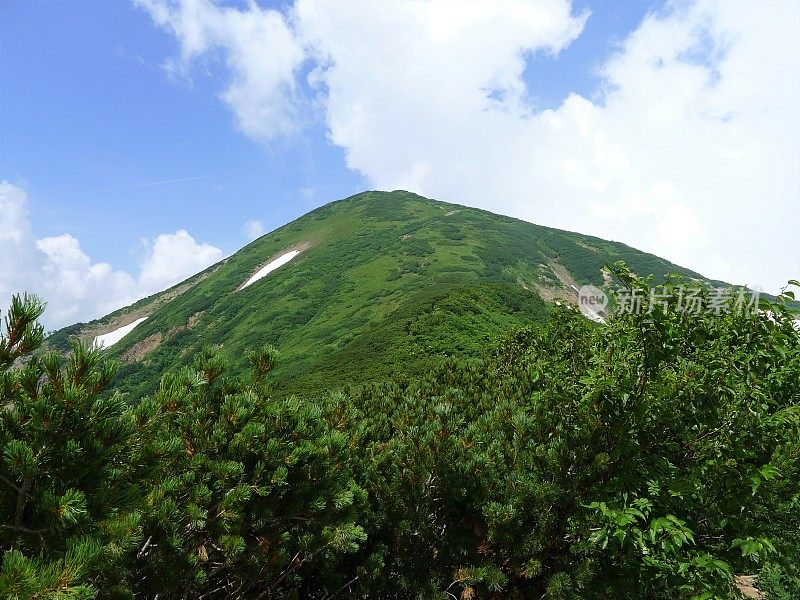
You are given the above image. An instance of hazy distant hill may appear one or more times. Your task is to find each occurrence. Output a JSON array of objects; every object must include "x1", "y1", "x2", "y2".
[{"x1": 48, "y1": 190, "x2": 713, "y2": 398}]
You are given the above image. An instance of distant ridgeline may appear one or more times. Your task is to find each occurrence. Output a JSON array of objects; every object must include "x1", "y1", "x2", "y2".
[{"x1": 47, "y1": 190, "x2": 732, "y2": 399}]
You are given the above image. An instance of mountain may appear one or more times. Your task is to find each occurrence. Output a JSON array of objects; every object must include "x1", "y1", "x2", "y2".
[{"x1": 47, "y1": 190, "x2": 713, "y2": 399}]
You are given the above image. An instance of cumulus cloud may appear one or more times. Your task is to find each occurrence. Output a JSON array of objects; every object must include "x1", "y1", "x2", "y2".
[
  {"x1": 243, "y1": 219, "x2": 266, "y2": 241},
  {"x1": 136, "y1": 0, "x2": 305, "y2": 140},
  {"x1": 0, "y1": 181, "x2": 223, "y2": 330},
  {"x1": 35, "y1": 234, "x2": 138, "y2": 326},
  {"x1": 139, "y1": 0, "x2": 800, "y2": 292},
  {"x1": 139, "y1": 229, "x2": 224, "y2": 291},
  {"x1": 0, "y1": 182, "x2": 40, "y2": 301}
]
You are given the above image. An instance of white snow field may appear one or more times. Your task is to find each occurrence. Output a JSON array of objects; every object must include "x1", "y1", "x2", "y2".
[
  {"x1": 93, "y1": 317, "x2": 148, "y2": 349},
  {"x1": 240, "y1": 250, "x2": 300, "y2": 289}
]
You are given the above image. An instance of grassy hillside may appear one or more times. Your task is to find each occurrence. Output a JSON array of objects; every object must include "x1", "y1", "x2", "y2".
[{"x1": 48, "y1": 190, "x2": 711, "y2": 399}]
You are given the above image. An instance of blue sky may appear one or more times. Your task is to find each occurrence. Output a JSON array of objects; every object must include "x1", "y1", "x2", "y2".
[
  {"x1": 1, "y1": 0, "x2": 798, "y2": 327},
  {"x1": 1, "y1": 0, "x2": 359, "y2": 269},
  {"x1": 1, "y1": 0, "x2": 652, "y2": 270}
]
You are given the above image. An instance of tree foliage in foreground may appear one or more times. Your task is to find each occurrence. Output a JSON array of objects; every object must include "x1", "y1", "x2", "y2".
[
  {"x1": 0, "y1": 265, "x2": 798, "y2": 598},
  {"x1": 130, "y1": 345, "x2": 366, "y2": 598},
  {"x1": 1, "y1": 299, "x2": 364, "y2": 599},
  {"x1": 0, "y1": 294, "x2": 143, "y2": 598},
  {"x1": 334, "y1": 266, "x2": 799, "y2": 598}
]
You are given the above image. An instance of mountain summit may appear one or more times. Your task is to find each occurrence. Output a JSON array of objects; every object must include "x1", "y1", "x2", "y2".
[{"x1": 48, "y1": 191, "x2": 707, "y2": 397}]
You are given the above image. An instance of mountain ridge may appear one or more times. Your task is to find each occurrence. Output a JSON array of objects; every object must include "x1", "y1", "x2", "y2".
[{"x1": 47, "y1": 190, "x2": 722, "y2": 398}]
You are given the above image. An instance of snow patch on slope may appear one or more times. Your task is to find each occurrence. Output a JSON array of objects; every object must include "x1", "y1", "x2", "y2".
[
  {"x1": 240, "y1": 250, "x2": 300, "y2": 290},
  {"x1": 93, "y1": 317, "x2": 148, "y2": 349}
]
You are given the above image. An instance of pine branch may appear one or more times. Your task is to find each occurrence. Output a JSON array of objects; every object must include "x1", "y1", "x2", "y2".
[
  {"x1": 0, "y1": 523, "x2": 47, "y2": 534},
  {"x1": 14, "y1": 476, "x2": 32, "y2": 531}
]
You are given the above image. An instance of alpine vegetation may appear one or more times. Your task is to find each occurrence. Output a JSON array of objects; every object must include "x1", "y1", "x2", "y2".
[
  {"x1": 1, "y1": 262, "x2": 798, "y2": 598},
  {"x1": 46, "y1": 192, "x2": 724, "y2": 402}
]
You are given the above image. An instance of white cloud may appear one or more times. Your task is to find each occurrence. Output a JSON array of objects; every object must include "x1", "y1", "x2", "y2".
[
  {"x1": 0, "y1": 181, "x2": 223, "y2": 330},
  {"x1": 243, "y1": 219, "x2": 266, "y2": 241},
  {"x1": 139, "y1": 0, "x2": 800, "y2": 291},
  {"x1": 35, "y1": 234, "x2": 138, "y2": 326},
  {"x1": 138, "y1": 229, "x2": 224, "y2": 291},
  {"x1": 0, "y1": 182, "x2": 40, "y2": 301},
  {"x1": 136, "y1": 0, "x2": 305, "y2": 140}
]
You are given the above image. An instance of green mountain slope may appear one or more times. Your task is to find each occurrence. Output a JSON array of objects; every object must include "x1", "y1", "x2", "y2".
[{"x1": 48, "y1": 190, "x2": 710, "y2": 398}]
